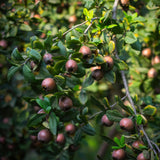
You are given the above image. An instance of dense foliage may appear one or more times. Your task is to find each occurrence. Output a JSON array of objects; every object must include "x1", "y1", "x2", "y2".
[{"x1": 0, "y1": 0, "x2": 160, "y2": 160}]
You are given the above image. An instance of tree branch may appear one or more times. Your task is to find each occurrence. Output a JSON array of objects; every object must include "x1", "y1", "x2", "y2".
[{"x1": 111, "y1": 0, "x2": 160, "y2": 156}]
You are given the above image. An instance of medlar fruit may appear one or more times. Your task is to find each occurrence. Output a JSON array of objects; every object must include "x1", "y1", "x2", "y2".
[
  {"x1": 91, "y1": 69, "x2": 104, "y2": 81},
  {"x1": 65, "y1": 59, "x2": 78, "y2": 73},
  {"x1": 59, "y1": 96, "x2": 73, "y2": 111},
  {"x1": 65, "y1": 124, "x2": 76, "y2": 135},
  {"x1": 43, "y1": 53, "x2": 53, "y2": 64},
  {"x1": 41, "y1": 78, "x2": 56, "y2": 91},
  {"x1": 112, "y1": 149, "x2": 125, "y2": 160},
  {"x1": 148, "y1": 68, "x2": 157, "y2": 78},
  {"x1": 79, "y1": 46, "x2": 92, "y2": 59},
  {"x1": 120, "y1": 118, "x2": 134, "y2": 131},
  {"x1": 37, "y1": 129, "x2": 52, "y2": 142},
  {"x1": 56, "y1": 133, "x2": 65, "y2": 145},
  {"x1": 142, "y1": 48, "x2": 152, "y2": 58},
  {"x1": 101, "y1": 114, "x2": 114, "y2": 127}
]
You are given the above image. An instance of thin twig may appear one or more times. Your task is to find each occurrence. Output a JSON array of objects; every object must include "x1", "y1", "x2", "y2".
[
  {"x1": 88, "y1": 95, "x2": 127, "y2": 120},
  {"x1": 112, "y1": 0, "x2": 159, "y2": 156},
  {"x1": 151, "y1": 141, "x2": 160, "y2": 154},
  {"x1": 52, "y1": 20, "x2": 88, "y2": 42},
  {"x1": 84, "y1": 17, "x2": 99, "y2": 34}
]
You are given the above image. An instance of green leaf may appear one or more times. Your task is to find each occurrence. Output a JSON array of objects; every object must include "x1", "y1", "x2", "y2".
[
  {"x1": 20, "y1": 24, "x2": 32, "y2": 31},
  {"x1": 11, "y1": 48, "x2": 23, "y2": 61},
  {"x1": 109, "y1": 40, "x2": 115, "y2": 53},
  {"x1": 58, "y1": 41, "x2": 67, "y2": 56},
  {"x1": 33, "y1": 40, "x2": 44, "y2": 49},
  {"x1": 125, "y1": 32, "x2": 137, "y2": 44},
  {"x1": 115, "y1": 59, "x2": 129, "y2": 71},
  {"x1": 28, "y1": 49, "x2": 42, "y2": 62},
  {"x1": 82, "y1": 123, "x2": 96, "y2": 136},
  {"x1": 74, "y1": 129, "x2": 82, "y2": 144},
  {"x1": 143, "y1": 105, "x2": 157, "y2": 116},
  {"x1": 114, "y1": 137, "x2": 121, "y2": 146},
  {"x1": 106, "y1": 110, "x2": 124, "y2": 122},
  {"x1": 27, "y1": 114, "x2": 46, "y2": 127},
  {"x1": 8, "y1": 66, "x2": 20, "y2": 81},
  {"x1": 79, "y1": 89, "x2": 88, "y2": 105},
  {"x1": 49, "y1": 112, "x2": 57, "y2": 135},
  {"x1": 36, "y1": 98, "x2": 50, "y2": 111},
  {"x1": 104, "y1": 70, "x2": 116, "y2": 83},
  {"x1": 82, "y1": 73, "x2": 94, "y2": 88},
  {"x1": 54, "y1": 75, "x2": 65, "y2": 86},
  {"x1": 120, "y1": 135, "x2": 125, "y2": 146},
  {"x1": 115, "y1": 96, "x2": 134, "y2": 115},
  {"x1": 136, "y1": 114, "x2": 143, "y2": 125},
  {"x1": 23, "y1": 64, "x2": 35, "y2": 82},
  {"x1": 66, "y1": 39, "x2": 81, "y2": 50},
  {"x1": 84, "y1": 0, "x2": 95, "y2": 9},
  {"x1": 90, "y1": 96, "x2": 105, "y2": 111}
]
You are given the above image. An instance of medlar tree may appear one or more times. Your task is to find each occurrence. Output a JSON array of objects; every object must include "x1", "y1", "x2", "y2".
[{"x1": 4, "y1": 0, "x2": 160, "y2": 160}]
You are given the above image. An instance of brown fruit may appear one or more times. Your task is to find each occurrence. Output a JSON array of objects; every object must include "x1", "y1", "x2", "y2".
[
  {"x1": 59, "y1": 96, "x2": 73, "y2": 111},
  {"x1": 37, "y1": 129, "x2": 52, "y2": 142},
  {"x1": 30, "y1": 135, "x2": 37, "y2": 142},
  {"x1": 120, "y1": 0, "x2": 129, "y2": 6},
  {"x1": 65, "y1": 124, "x2": 76, "y2": 135},
  {"x1": 79, "y1": 46, "x2": 92, "y2": 59},
  {"x1": 104, "y1": 56, "x2": 114, "y2": 69},
  {"x1": 132, "y1": 140, "x2": 144, "y2": 149},
  {"x1": 56, "y1": 6, "x2": 63, "y2": 14},
  {"x1": 30, "y1": 61, "x2": 36, "y2": 70},
  {"x1": 69, "y1": 144, "x2": 80, "y2": 152},
  {"x1": 120, "y1": 118, "x2": 134, "y2": 131},
  {"x1": 43, "y1": 53, "x2": 53, "y2": 64},
  {"x1": 41, "y1": 78, "x2": 56, "y2": 91},
  {"x1": 56, "y1": 133, "x2": 65, "y2": 145},
  {"x1": 69, "y1": 15, "x2": 77, "y2": 23},
  {"x1": 0, "y1": 136, "x2": 5, "y2": 144},
  {"x1": 101, "y1": 114, "x2": 114, "y2": 127},
  {"x1": 0, "y1": 40, "x2": 7, "y2": 49},
  {"x1": 148, "y1": 68, "x2": 157, "y2": 78},
  {"x1": 3, "y1": 118, "x2": 9, "y2": 124},
  {"x1": 151, "y1": 55, "x2": 160, "y2": 65},
  {"x1": 142, "y1": 48, "x2": 152, "y2": 58},
  {"x1": 137, "y1": 152, "x2": 149, "y2": 160},
  {"x1": 112, "y1": 149, "x2": 125, "y2": 160},
  {"x1": 91, "y1": 69, "x2": 104, "y2": 81},
  {"x1": 65, "y1": 59, "x2": 78, "y2": 73}
]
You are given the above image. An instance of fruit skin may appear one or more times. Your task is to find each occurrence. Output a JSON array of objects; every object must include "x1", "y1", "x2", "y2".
[
  {"x1": 0, "y1": 40, "x2": 7, "y2": 49},
  {"x1": 104, "y1": 56, "x2": 114, "y2": 70},
  {"x1": 79, "y1": 46, "x2": 92, "y2": 59},
  {"x1": 101, "y1": 114, "x2": 114, "y2": 127},
  {"x1": 120, "y1": 118, "x2": 134, "y2": 131},
  {"x1": 142, "y1": 48, "x2": 152, "y2": 58},
  {"x1": 151, "y1": 55, "x2": 160, "y2": 65},
  {"x1": 112, "y1": 149, "x2": 125, "y2": 160},
  {"x1": 41, "y1": 78, "x2": 56, "y2": 91},
  {"x1": 148, "y1": 68, "x2": 157, "y2": 78},
  {"x1": 91, "y1": 69, "x2": 104, "y2": 81},
  {"x1": 59, "y1": 96, "x2": 73, "y2": 111},
  {"x1": 37, "y1": 109, "x2": 45, "y2": 114},
  {"x1": 120, "y1": 0, "x2": 129, "y2": 6},
  {"x1": 132, "y1": 140, "x2": 144, "y2": 149},
  {"x1": 56, "y1": 133, "x2": 65, "y2": 145},
  {"x1": 137, "y1": 152, "x2": 149, "y2": 160},
  {"x1": 65, "y1": 124, "x2": 76, "y2": 135},
  {"x1": 37, "y1": 129, "x2": 52, "y2": 142},
  {"x1": 30, "y1": 61, "x2": 36, "y2": 70},
  {"x1": 65, "y1": 59, "x2": 78, "y2": 73},
  {"x1": 69, "y1": 15, "x2": 77, "y2": 23},
  {"x1": 43, "y1": 53, "x2": 53, "y2": 64}
]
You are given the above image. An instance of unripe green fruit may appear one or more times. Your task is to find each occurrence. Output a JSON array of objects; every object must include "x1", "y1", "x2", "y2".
[
  {"x1": 56, "y1": 133, "x2": 65, "y2": 145},
  {"x1": 137, "y1": 152, "x2": 149, "y2": 160},
  {"x1": 65, "y1": 124, "x2": 76, "y2": 135},
  {"x1": 59, "y1": 96, "x2": 73, "y2": 111},
  {"x1": 37, "y1": 129, "x2": 52, "y2": 142},
  {"x1": 41, "y1": 78, "x2": 56, "y2": 91},
  {"x1": 79, "y1": 46, "x2": 92, "y2": 59},
  {"x1": 142, "y1": 48, "x2": 152, "y2": 58},
  {"x1": 65, "y1": 59, "x2": 78, "y2": 73},
  {"x1": 43, "y1": 53, "x2": 53, "y2": 64},
  {"x1": 101, "y1": 114, "x2": 114, "y2": 127},
  {"x1": 120, "y1": 118, "x2": 134, "y2": 131},
  {"x1": 112, "y1": 149, "x2": 125, "y2": 160},
  {"x1": 91, "y1": 69, "x2": 104, "y2": 81}
]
